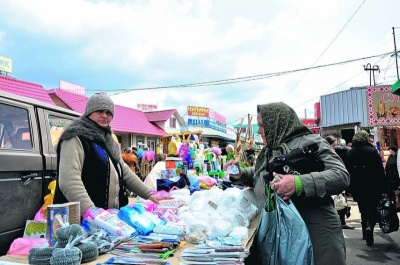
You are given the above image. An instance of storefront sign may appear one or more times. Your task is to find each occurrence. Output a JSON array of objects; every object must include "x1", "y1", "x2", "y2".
[
  {"x1": 208, "y1": 109, "x2": 226, "y2": 124},
  {"x1": 367, "y1": 86, "x2": 400, "y2": 125},
  {"x1": 314, "y1": 102, "x2": 321, "y2": 123},
  {"x1": 137, "y1": 103, "x2": 158, "y2": 111},
  {"x1": 0, "y1": 56, "x2": 12, "y2": 73},
  {"x1": 59, "y1": 80, "x2": 85, "y2": 95},
  {"x1": 187, "y1": 106, "x2": 209, "y2": 117},
  {"x1": 302, "y1": 119, "x2": 318, "y2": 128},
  {"x1": 226, "y1": 125, "x2": 236, "y2": 135}
]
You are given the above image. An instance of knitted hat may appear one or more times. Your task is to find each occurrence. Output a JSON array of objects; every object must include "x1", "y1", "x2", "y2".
[
  {"x1": 84, "y1": 93, "x2": 114, "y2": 117},
  {"x1": 389, "y1": 146, "x2": 398, "y2": 153},
  {"x1": 352, "y1": 130, "x2": 369, "y2": 142}
]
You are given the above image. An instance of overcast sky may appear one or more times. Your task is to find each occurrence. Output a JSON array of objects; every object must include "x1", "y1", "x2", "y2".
[{"x1": 1, "y1": 0, "x2": 399, "y2": 125}]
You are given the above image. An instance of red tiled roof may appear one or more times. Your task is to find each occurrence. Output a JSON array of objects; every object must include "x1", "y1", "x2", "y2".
[
  {"x1": 48, "y1": 89, "x2": 166, "y2": 136},
  {"x1": 0, "y1": 75, "x2": 55, "y2": 105},
  {"x1": 144, "y1": 109, "x2": 185, "y2": 125}
]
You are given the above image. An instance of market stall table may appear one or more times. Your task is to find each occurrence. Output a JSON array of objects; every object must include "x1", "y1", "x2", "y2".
[{"x1": 0, "y1": 216, "x2": 258, "y2": 264}]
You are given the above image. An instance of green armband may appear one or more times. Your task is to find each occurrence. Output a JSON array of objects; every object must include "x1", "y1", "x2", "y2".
[{"x1": 294, "y1": 175, "x2": 304, "y2": 196}]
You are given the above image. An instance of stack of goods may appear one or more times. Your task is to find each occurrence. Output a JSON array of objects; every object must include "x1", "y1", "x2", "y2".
[{"x1": 180, "y1": 244, "x2": 248, "y2": 264}]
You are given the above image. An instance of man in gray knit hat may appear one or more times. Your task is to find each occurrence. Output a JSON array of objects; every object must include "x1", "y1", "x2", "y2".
[
  {"x1": 54, "y1": 93, "x2": 161, "y2": 219},
  {"x1": 84, "y1": 92, "x2": 115, "y2": 118}
]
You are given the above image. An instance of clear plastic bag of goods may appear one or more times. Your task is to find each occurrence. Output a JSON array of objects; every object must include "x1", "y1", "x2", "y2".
[
  {"x1": 118, "y1": 205, "x2": 155, "y2": 235},
  {"x1": 225, "y1": 208, "x2": 250, "y2": 228},
  {"x1": 185, "y1": 230, "x2": 208, "y2": 244},
  {"x1": 207, "y1": 219, "x2": 233, "y2": 238},
  {"x1": 233, "y1": 194, "x2": 258, "y2": 221},
  {"x1": 228, "y1": 226, "x2": 249, "y2": 240}
]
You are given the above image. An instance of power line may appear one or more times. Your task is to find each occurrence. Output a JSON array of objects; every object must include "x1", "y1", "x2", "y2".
[
  {"x1": 293, "y1": 50, "x2": 389, "y2": 109},
  {"x1": 280, "y1": 0, "x2": 367, "y2": 101},
  {"x1": 87, "y1": 51, "x2": 392, "y2": 94}
]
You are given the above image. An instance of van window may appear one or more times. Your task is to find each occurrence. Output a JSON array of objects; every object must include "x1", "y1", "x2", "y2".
[
  {"x1": 0, "y1": 103, "x2": 32, "y2": 150},
  {"x1": 48, "y1": 115, "x2": 73, "y2": 147}
]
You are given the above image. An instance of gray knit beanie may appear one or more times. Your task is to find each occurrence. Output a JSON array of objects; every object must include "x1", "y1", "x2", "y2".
[{"x1": 84, "y1": 93, "x2": 114, "y2": 117}]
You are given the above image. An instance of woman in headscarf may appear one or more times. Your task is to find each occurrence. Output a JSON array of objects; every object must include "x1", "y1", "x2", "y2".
[
  {"x1": 226, "y1": 102, "x2": 349, "y2": 265},
  {"x1": 54, "y1": 93, "x2": 161, "y2": 218}
]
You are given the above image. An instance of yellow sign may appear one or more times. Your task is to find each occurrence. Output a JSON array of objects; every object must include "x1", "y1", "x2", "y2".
[
  {"x1": 0, "y1": 56, "x2": 12, "y2": 73},
  {"x1": 187, "y1": 106, "x2": 209, "y2": 117}
]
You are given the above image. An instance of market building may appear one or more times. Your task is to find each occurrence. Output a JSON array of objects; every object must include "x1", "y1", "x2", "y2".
[
  {"x1": 0, "y1": 75, "x2": 168, "y2": 151},
  {"x1": 319, "y1": 85, "x2": 400, "y2": 151},
  {"x1": 185, "y1": 105, "x2": 236, "y2": 147}
]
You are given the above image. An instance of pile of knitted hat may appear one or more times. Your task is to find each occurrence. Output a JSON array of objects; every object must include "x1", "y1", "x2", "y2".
[{"x1": 28, "y1": 224, "x2": 98, "y2": 265}]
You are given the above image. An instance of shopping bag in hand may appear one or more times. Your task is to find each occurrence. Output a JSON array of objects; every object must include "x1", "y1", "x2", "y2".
[
  {"x1": 377, "y1": 193, "x2": 399, "y2": 234},
  {"x1": 332, "y1": 193, "x2": 347, "y2": 211},
  {"x1": 257, "y1": 186, "x2": 314, "y2": 265}
]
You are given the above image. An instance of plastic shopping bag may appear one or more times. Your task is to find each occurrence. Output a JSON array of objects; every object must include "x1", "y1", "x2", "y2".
[
  {"x1": 257, "y1": 188, "x2": 314, "y2": 265},
  {"x1": 332, "y1": 193, "x2": 347, "y2": 211},
  {"x1": 377, "y1": 193, "x2": 399, "y2": 234}
]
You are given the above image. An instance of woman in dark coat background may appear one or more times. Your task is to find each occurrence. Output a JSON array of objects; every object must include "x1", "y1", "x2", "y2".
[
  {"x1": 345, "y1": 130, "x2": 386, "y2": 246},
  {"x1": 385, "y1": 146, "x2": 400, "y2": 196}
]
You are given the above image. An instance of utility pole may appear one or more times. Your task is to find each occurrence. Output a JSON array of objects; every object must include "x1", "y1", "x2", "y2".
[
  {"x1": 363, "y1": 63, "x2": 380, "y2": 86},
  {"x1": 393, "y1": 27, "x2": 399, "y2": 80}
]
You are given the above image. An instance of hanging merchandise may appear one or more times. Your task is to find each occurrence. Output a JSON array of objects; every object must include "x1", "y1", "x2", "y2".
[{"x1": 168, "y1": 137, "x2": 178, "y2": 156}]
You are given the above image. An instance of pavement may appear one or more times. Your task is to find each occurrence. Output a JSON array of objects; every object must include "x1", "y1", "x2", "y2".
[{"x1": 342, "y1": 197, "x2": 400, "y2": 264}]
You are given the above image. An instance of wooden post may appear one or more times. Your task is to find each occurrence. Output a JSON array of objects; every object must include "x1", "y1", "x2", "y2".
[{"x1": 234, "y1": 117, "x2": 244, "y2": 159}]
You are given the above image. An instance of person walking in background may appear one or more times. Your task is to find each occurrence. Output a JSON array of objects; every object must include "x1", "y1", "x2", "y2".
[
  {"x1": 325, "y1": 135, "x2": 355, "y2": 230},
  {"x1": 131, "y1": 146, "x2": 142, "y2": 179},
  {"x1": 345, "y1": 130, "x2": 386, "y2": 246},
  {"x1": 121, "y1": 147, "x2": 140, "y2": 197},
  {"x1": 226, "y1": 102, "x2": 349, "y2": 265},
  {"x1": 121, "y1": 147, "x2": 138, "y2": 173},
  {"x1": 386, "y1": 146, "x2": 400, "y2": 203},
  {"x1": 54, "y1": 93, "x2": 161, "y2": 218}
]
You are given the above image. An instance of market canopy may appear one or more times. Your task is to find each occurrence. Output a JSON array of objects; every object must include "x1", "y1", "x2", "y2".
[{"x1": 391, "y1": 79, "x2": 400, "y2": 95}]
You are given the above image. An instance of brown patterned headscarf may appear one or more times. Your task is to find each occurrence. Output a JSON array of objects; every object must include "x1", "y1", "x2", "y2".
[
  {"x1": 253, "y1": 102, "x2": 311, "y2": 177},
  {"x1": 257, "y1": 102, "x2": 311, "y2": 150}
]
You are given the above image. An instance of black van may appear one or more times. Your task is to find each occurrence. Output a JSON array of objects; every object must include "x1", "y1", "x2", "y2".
[{"x1": 0, "y1": 90, "x2": 79, "y2": 255}]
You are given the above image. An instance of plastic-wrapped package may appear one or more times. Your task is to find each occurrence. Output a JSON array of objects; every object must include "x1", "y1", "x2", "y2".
[
  {"x1": 153, "y1": 224, "x2": 185, "y2": 236},
  {"x1": 185, "y1": 231, "x2": 208, "y2": 244},
  {"x1": 233, "y1": 194, "x2": 258, "y2": 221},
  {"x1": 225, "y1": 209, "x2": 250, "y2": 228},
  {"x1": 118, "y1": 205, "x2": 155, "y2": 235},
  {"x1": 8, "y1": 238, "x2": 49, "y2": 255},
  {"x1": 241, "y1": 188, "x2": 258, "y2": 208},
  {"x1": 177, "y1": 205, "x2": 190, "y2": 217},
  {"x1": 90, "y1": 208, "x2": 138, "y2": 237},
  {"x1": 207, "y1": 219, "x2": 233, "y2": 238},
  {"x1": 228, "y1": 226, "x2": 249, "y2": 240},
  {"x1": 187, "y1": 218, "x2": 209, "y2": 233},
  {"x1": 217, "y1": 187, "x2": 243, "y2": 211},
  {"x1": 133, "y1": 204, "x2": 166, "y2": 227}
]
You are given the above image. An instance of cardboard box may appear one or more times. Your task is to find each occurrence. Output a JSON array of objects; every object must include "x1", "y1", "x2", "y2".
[
  {"x1": 161, "y1": 169, "x2": 178, "y2": 179},
  {"x1": 23, "y1": 221, "x2": 47, "y2": 238}
]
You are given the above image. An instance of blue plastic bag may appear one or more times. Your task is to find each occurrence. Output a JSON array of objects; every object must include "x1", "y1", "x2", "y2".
[
  {"x1": 257, "y1": 192, "x2": 314, "y2": 265},
  {"x1": 117, "y1": 205, "x2": 155, "y2": 235}
]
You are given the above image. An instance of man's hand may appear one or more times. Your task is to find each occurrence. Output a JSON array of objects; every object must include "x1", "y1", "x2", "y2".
[{"x1": 270, "y1": 172, "x2": 295, "y2": 201}]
